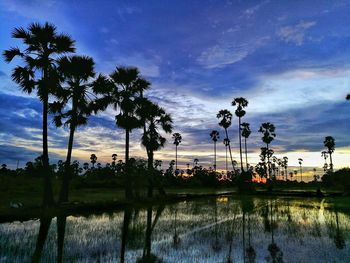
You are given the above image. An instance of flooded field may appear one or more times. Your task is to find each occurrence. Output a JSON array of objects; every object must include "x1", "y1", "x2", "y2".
[{"x1": 0, "y1": 197, "x2": 349, "y2": 262}]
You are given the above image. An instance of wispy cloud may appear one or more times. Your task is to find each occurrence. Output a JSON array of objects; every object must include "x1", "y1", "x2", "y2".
[{"x1": 277, "y1": 20, "x2": 317, "y2": 45}]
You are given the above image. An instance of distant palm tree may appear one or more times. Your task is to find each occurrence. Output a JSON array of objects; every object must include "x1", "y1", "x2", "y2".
[
  {"x1": 3, "y1": 22, "x2": 75, "y2": 207},
  {"x1": 232, "y1": 97, "x2": 248, "y2": 172},
  {"x1": 210, "y1": 130, "x2": 220, "y2": 171},
  {"x1": 258, "y1": 123, "x2": 276, "y2": 179},
  {"x1": 241, "y1": 122, "x2": 251, "y2": 171},
  {"x1": 138, "y1": 99, "x2": 173, "y2": 197},
  {"x1": 50, "y1": 55, "x2": 95, "y2": 203},
  {"x1": 324, "y1": 136, "x2": 335, "y2": 172},
  {"x1": 172, "y1": 133, "x2": 182, "y2": 171},
  {"x1": 90, "y1": 154, "x2": 97, "y2": 168},
  {"x1": 223, "y1": 138, "x2": 230, "y2": 174},
  {"x1": 217, "y1": 109, "x2": 235, "y2": 171},
  {"x1": 282, "y1": 156, "x2": 288, "y2": 181},
  {"x1": 298, "y1": 158, "x2": 303, "y2": 181}
]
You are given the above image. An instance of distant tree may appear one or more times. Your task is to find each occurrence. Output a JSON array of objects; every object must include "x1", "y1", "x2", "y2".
[
  {"x1": 90, "y1": 154, "x2": 97, "y2": 168},
  {"x1": 258, "y1": 123, "x2": 276, "y2": 179},
  {"x1": 298, "y1": 158, "x2": 303, "y2": 181},
  {"x1": 1, "y1": 164, "x2": 7, "y2": 171},
  {"x1": 83, "y1": 162, "x2": 89, "y2": 171},
  {"x1": 172, "y1": 133, "x2": 182, "y2": 171},
  {"x1": 3, "y1": 22, "x2": 75, "y2": 207},
  {"x1": 241, "y1": 122, "x2": 251, "y2": 171},
  {"x1": 346, "y1": 94, "x2": 350, "y2": 100},
  {"x1": 232, "y1": 97, "x2": 248, "y2": 172},
  {"x1": 324, "y1": 136, "x2": 335, "y2": 172},
  {"x1": 210, "y1": 130, "x2": 220, "y2": 171},
  {"x1": 217, "y1": 109, "x2": 235, "y2": 171}
]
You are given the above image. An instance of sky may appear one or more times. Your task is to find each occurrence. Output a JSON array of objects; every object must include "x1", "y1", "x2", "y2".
[{"x1": 0, "y1": 0, "x2": 350, "y2": 177}]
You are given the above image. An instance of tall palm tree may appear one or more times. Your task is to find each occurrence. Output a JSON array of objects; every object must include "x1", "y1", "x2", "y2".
[
  {"x1": 282, "y1": 156, "x2": 288, "y2": 181},
  {"x1": 210, "y1": 130, "x2": 220, "y2": 171},
  {"x1": 90, "y1": 154, "x2": 97, "y2": 168},
  {"x1": 258, "y1": 123, "x2": 276, "y2": 179},
  {"x1": 223, "y1": 138, "x2": 230, "y2": 175},
  {"x1": 324, "y1": 136, "x2": 335, "y2": 172},
  {"x1": 241, "y1": 122, "x2": 251, "y2": 171},
  {"x1": 232, "y1": 98, "x2": 248, "y2": 172},
  {"x1": 298, "y1": 158, "x2": 303, "y2": 181},
  {"x1": 172, "y1": 133, "x2": 182, "y2": 171},
  {"x1": 217, "y1": 109, "x2": 235, "y2": 171},
  {"x1": 3, "y1": 22, "x2": 75, "y2": 207},
  {"x1": 138, "y1": 99, "x2": 173, "y2": 197},
  {"x1": 50, "y1": 55, "x2": 95, "y2": 203}
]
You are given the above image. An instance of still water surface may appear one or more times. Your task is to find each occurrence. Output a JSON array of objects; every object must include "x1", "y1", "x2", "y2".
[{"x1": 0, "y1": 197, "x2": 349, "y2": 262}]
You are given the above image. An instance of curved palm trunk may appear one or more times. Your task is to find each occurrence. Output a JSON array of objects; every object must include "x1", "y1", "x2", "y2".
[
  {"x1": 59, "y1": 122, "x2": 75, "y2": 203},
  {"x1": 42, "y1": 95, "x2": 54, "y2": 207},
  {"x1": 225, "y1": 128, "x2": 235, "y2": 171},
  {"x1": 238, "y1": 117, "x2": 244, "y2": 172}
]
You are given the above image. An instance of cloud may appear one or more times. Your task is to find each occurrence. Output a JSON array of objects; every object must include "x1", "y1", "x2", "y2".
[{"x1": 277, "y1": 20, "x2": 317, "y2": 45}]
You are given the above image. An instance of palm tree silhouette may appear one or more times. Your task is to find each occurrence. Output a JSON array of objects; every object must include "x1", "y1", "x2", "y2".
[
  {"x1": 50, "y1": 55, "x2": 95, "y2": 203},
  {"x1": 217, "y1": 109, "x2": 235, "y2": 171},
  {"x1": 324, "y1": 136, "x2": 335, "y2": 172},
  {"x1": 172, "y1": 133, "x2": 182, "y2": 171},
  {"x1": 210, "y1": 130, "x2": 220, "y2": 171},
  {"x1": 223, "y1": 138, "x2": 230, "y2": 175},
  {"x1": 258, "y1": 123, "x2": 276, "y2": 179},
  {"x1": 240, "y1": 122, "x2": 251, "y2": 171},
  {"x1": 298, "y1": 158, "x2": 303, "y2": 181},
  {"x1": 282, "y1": 156, "x2": 288, "y2": 181},
  {"x1": 232, "y1": 98, "x2": 248, "y2": 172},
  {"x1": 90, "y1": 154, "x2": 97, "y2": 168},
  {"x1": 3, "y1": 22, "x2": 75, "y2": 207},
  {"x1": 138, "y1": 99, "x2": 173, "y2": 197}
]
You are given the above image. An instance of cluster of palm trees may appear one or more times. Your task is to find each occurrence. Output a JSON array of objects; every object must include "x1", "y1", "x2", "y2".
[{"x1": 3, "y1": 22, "x2": 173, "y2": 205}]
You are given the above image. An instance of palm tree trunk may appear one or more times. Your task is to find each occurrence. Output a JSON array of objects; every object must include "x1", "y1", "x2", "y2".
[
  {"x1": 120, "y1": 208, "x2": 131, "y2": 263},
  {"x1": 125, "y1": 129, "x2": 133, "y2": 199},
  {"x1": 238, "y1": 117, "x2": 243, "y2": 172},
  {"x1": 225, "y1": 128, "x2": 235, "y2": 171},
  {"x1": 300, "y1": 165, "x2": 303, "y2": 182},
  {"x1": 59, "y1": 123, "x2": 75, "y2": 203},
  {"x1": 329, "y1": 153, "x2": 333, "y2": 172},
  {"x1": 225, "y1": 146, "x2": 228, "y2": 176},
  {"x1": 245, "y1": 137, "x2": 248, "y2": 171},
  {"x1": 42, "y1": 96, "x2": 54, "y2": 207},
  {"x1": 32, "y1": 216, "x2": 52, "y2": 263},
  {"x1": 57, "y1": 215, "x2": 67, "y2": 263},
  {"x1": 147, "y1": 149, "x2": 154, "y2": 198},
  {"x1": 214, "y1": 141, "x2": 216, "y2": 171},
  {"x1": 175, "y1": 145, "x2": 178, "y2": 171}
]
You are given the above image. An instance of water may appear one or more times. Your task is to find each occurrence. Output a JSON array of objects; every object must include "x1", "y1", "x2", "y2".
[{"x1": 0, "y1": 197, "x2": 349, "y2": 262}]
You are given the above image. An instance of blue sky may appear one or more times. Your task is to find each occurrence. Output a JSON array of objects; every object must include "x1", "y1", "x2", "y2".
[{"x1": 0, "y1": 0, "x2": 350, "y2": 174}]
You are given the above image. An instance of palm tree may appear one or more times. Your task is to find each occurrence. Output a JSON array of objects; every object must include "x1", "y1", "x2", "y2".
[
  {"x1": 324, "y1": 136, "x2": 335, "y2": 172},
  {"x1": 210, "y1": 130, "x2": 220, "y2": 171},
  {"x1": 282, "y1": 156, "x2": 288, "y2": 181},
  {"x1": 3, "y1": 22, "x2": 75, "y2": 207},
  {"x1": 223, "y1": 138, "x2": 230, "y2": 175},
  {"x1": 217, "y1": 109, "x2": 235, "y2": 171},
  {"x1": 241, "y1": 122, "x2": 251, "y2": 171},
  {"x1": 298, "y1": 158, "x2": 303, "y2": 181},
  {"x1": 90, "y1": 154, "x2": 97, "y2": 168},
  {"x1": 258, "y1": 123, "x2": 276, "y2": 179},
  {"x1": 50, "y1": 55, "x2": 95, "y2": 203},
  {"x1": 232, "y1": 98, "x2": 248, "y2": 172},
  {"x1": 138, "y1": 99, "x2": 173, "y2": 197},
  {"x1": 173, "y1": 133, "x2": 182, "y2": 171}
]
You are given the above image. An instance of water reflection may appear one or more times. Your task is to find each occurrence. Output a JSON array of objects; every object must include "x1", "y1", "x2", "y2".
[{"x1": 0, "y1": 197, "x2": 349, "y2": 262}]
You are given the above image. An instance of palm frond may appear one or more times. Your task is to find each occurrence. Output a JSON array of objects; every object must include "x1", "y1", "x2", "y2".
[{"x1": 2, "y1": 47, "x2": 23, "y2": 62}]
